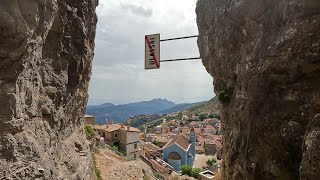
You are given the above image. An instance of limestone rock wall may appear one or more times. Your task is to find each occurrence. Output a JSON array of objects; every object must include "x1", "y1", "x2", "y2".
[
  {"x1": 196, "y1": 0, "x2": 320, "y2": 179},
  {"x1": 0, "y1": 0, "x2": 98, "y2": 179}
]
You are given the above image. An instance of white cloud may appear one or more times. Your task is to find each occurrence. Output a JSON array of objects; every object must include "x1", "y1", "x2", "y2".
[{"x1": 88, "y1": 0, "x2": 214, "y2": 105}]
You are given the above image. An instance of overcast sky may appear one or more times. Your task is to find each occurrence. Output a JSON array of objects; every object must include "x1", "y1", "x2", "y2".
[{"x1": 88, "y1": 0, "x2": 214, "y2": 105}]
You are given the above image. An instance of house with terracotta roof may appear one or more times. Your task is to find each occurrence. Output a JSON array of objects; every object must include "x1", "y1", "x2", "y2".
[
  {"x1": 197, "y1": 135, "x2": 205, "y2": 145},
  {"x1": 181, "y1": 127, "x2": 190, "y2": 136},
  {"x1": 162, "y1": 127, "x2": 196, "y2": 171},
  {"x1": 204, "y1": 138, "x2": 222, "y2": 156},
  {"x1": 203, "y1": 125, "x2": 217, "y2": 135},
  {"x1": 96, "y1": 123, "x2": 140, "y2": 160},
  {"x1": 204, "y1": 139, "x2": 215, "y2": 155},
  {"x1": 193, "y1": 127, "x2": 202, "y2": 136},
  {"x1": 149, "y1": 159, "x2": 170, "y2": 175},
  {"x1": 143, "y1": 143, "x2": 161, "y2": 159}
]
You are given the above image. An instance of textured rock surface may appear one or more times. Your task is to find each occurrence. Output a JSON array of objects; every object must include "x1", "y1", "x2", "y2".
[
  {"x1": 197, "y1": 0, "x2": 320, "y2": 179},
  {"x1": 0, "y1": 0, "x2": 98, "y2": 179}
]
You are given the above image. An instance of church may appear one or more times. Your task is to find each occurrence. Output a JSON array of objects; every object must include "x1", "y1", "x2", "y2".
[{"x1": 162, "y1": 127, "x2": 196, "y2": 171}]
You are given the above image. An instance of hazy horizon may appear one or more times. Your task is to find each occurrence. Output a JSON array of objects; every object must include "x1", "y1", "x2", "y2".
[{"x1": 87, "y1": 97, "x2": 214, "y2": 106}]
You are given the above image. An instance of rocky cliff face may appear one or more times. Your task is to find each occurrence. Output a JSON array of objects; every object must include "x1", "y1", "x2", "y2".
[
  {"x1": 197, "y1": 0, "x2": 320, "y2": 179},
  {"x1": 0, "y1": 0, "x2": 98, "y2": 179}
]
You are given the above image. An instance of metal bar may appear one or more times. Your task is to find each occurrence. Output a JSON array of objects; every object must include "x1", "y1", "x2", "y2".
[
  {"x1": 160, "y1": 35, "x2": 198, "y2": 42},
  {"x1": 160, "y1": 57, "x2": 201, "y2": 62}
]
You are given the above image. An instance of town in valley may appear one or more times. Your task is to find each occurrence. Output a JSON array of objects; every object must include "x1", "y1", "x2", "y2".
[{"x1": 84, "y1": 99, "x2": 222, "y2": 180}]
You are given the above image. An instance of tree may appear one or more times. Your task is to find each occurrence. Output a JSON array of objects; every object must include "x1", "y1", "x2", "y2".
[
  {"x1": 180, "y1": 165, "x2": 192, "y2": 176},
  {"x1": 178, "y1": 112, "x2": 183, "y2": 120},
  {"x1": 206, "y1": 159, "x2": 213, "y2": 167},
  {"x1": 211, "y1": 158, "x2": 217, "y2": 164},
  {"x1": 199, "y1": 114, "x2": 207, "y2": 121},
  {"x1": 152, "y1": 140, "x2": 165, "y2": 148},
  {"x1": 84, "y1": 125, "x2": 94, "y2": 140},
  {"x1": 206, "y1": 158, "x2": 217, "y2": 167},
  {"x1": 208, "y1": 114, "x2": 220, "y2": 119},
  {"x1": 191, "y1": 167, "x2": 201, "y2": 179}
]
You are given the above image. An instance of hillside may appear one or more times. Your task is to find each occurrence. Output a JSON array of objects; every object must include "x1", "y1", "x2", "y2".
[
  {"x1": 126, "y1": 114, "x2": 164, "y2": 130},
  {"x1": 126, "y1": 96, "x2": 220, "y2": 131},
  {"x1": 185, "y1": 96, "x2": 220, "y2": 116},
  {"x1": 86, "y1": 99, "x2": 211, "y2": 124},
  {"x1": 157, "y1": 101, "x2": 207, "y2": 115}
]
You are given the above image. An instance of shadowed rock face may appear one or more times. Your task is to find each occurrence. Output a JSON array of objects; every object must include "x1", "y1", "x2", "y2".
[
  {"x1": 196, "y1": 0, "x2": 320, "y2": 179},
  {"x1": 0, "y1": 0, "x2": 98, "y2": 179}
]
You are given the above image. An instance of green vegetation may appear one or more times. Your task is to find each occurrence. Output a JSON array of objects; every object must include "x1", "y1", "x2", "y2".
[
  {"x1": 186, "y1": 96, "x2": 219, "y2": 116},
  {"x1": 84, "y1": 125, "x2": 94, "y2": 140},
  {"x1": 127, "y1": 114, "x2": 162, "y2": 128},
  {"x1": 153, "y1": 172, "x2": 162, "y2": 179},
  {"x1": 208, "y1": 113, "x2": 220, "y2": 119},
  {"x1": 191, "y1": 168, "x2": 201, "y2": 179},
  {"x1": 145, "y1": 127, "x2": 156, "y2": 134},
  {"x1": 92, "y1": 154, "x2": 102, "y2": 180},
  {"x1": 181, "y1": 165, "x2": 201, "y2": 179},
  {"x1": 218, "y1": 88, "x2": 234, "y2": 103},
  {"x1": 152, "y1": 140, "x2": 166, "y2": 148},
  {"x1": 126, "y1": 115, "x2": 164, "y2": 134},
  {"x1": 44, "y1": 86, "x2": 57, "y2": 95},
  {"x1": 136, "y1": 96, "x2": 220, "y2": 135},
  {"x1": 198, "y1": 113, "x2": 220, "y2": 120},
  {"x1": 181, "y1": 165, "x2": 192, "y2": 176},
  {"x1": 206, "y1": 158, "x2": 217, "y2": 167},
  {"x1": 112, "y1": 145, "x2": 126, "y2": 156},
  {"x1": 112, "y1": 145, "x2": 118, "y2": 151},
  {"x1": 143, "y1": 174, "x2": 149, "y2": 180},
  {"x1": 177, "y1": 111, "x2": 183, "y2": 120},
  {"x1": 199, "y1": 114, "x2": 206, "y2": 121},
  {"x1": 119, "y1": 149, "x2": 126, "y2": 156}
]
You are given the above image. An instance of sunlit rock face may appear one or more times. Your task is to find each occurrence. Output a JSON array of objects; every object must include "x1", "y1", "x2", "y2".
[
  {"x1": 0, "y1": 0, "x2": 98, "y2": 179},
  {"x1": 196, "y1": 0, "x2": 320, "y2": 179}
]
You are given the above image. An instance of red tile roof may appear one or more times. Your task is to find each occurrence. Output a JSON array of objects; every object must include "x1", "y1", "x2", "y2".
[
  {"x1": 95, "y1": 124, "x2": 140, "y2": 132},
  {"x1": 196, "y1": 145, "x2": 205, "y2": 151},
  {"x1": 95, "y1": 124, "x2": 121, "y2": 132},
  {"x1": 205, "y1": 125, "x2": 214, "y2": 129},
  {"x1": 182, "y1": 127, "x2": 190, "y2": 135},
  {"x1": 197, "y1": 135, "x2": 205, "y2": 143},
  {"x1": 149, "y1": 159, "x2": 170, "y2": 174},
  {"x1": 122, "y1": 126, "x2": 140, "y2": 132},
  {"x1": 144, "y1": 143, "x2": 161, "y2": 152},
  {"x1": 194, "y1": 128, "x2": 201, "y2": 134},
  {"x1": 163, "y1": 134, "x2": 191, "y2": 151}
]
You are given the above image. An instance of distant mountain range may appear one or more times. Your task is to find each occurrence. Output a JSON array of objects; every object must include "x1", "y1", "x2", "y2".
[
  {"x1": 125, "y1": 97, "x2": 220, "y2": 130},
  {"x1": 86, "y1": 99, "x2": 207, "y2": 124}
]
